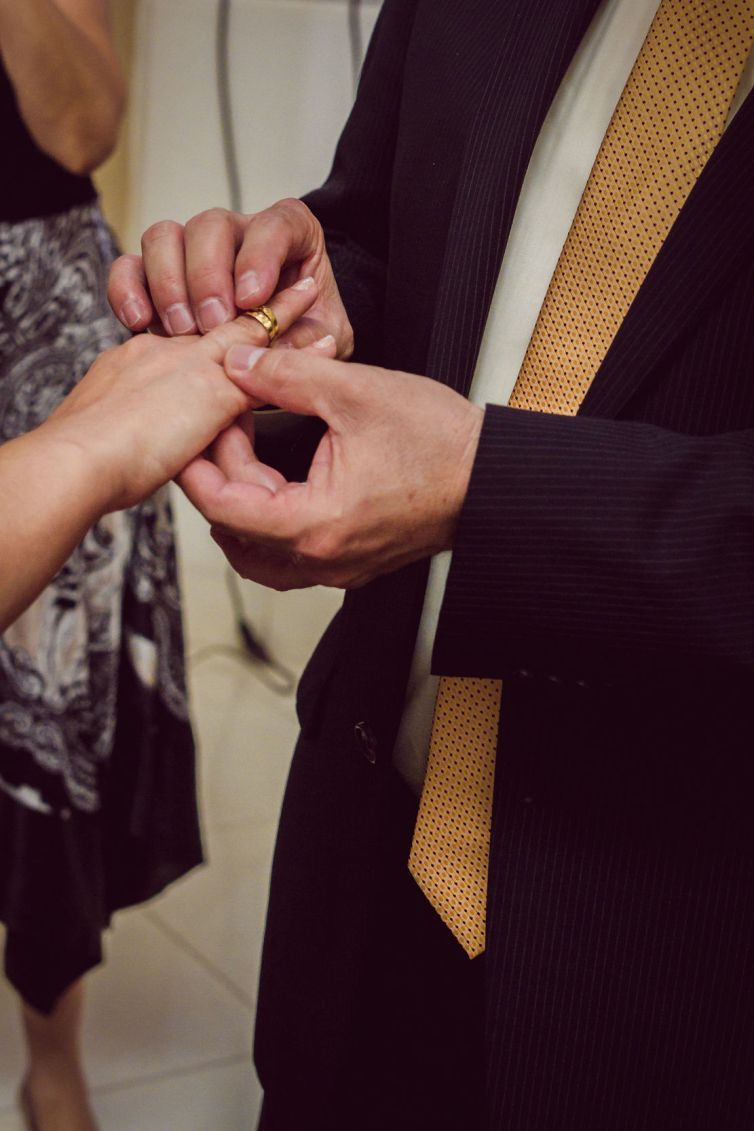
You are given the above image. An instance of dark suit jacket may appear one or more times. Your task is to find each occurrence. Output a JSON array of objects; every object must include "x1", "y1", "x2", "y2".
[{"x1": 255, "y1": 2, "x2": 754, "y2": 1128}]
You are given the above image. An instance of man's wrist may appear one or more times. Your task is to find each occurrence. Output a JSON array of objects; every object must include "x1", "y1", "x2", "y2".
[{"x1": 444, "y1": 401, "x2": 485, "y2": 548}]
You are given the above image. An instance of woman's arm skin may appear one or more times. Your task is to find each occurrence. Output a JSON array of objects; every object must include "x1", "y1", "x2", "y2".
[
  {"x1": 0, "y1": 0, "x2": 124, "y2": 175},
  {"x1": 0, "y1": 426, "x2": 126, "y2": 633},
  {"x1": 0, "y1": 276, "x2": 322, "y2": 631},
  {"x1": 0, "y1": 334, "x2": 248, "y2": 632}
]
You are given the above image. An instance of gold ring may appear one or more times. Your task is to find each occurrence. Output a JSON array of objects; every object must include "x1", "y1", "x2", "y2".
[{"x1": 244, "y1": 304, "x2": 279, "y2": 344}]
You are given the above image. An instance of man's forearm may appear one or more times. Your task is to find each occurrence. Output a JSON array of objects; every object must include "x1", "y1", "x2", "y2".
[{"x1": 0, "y1": 0, "x2": 124, "y2": 175}]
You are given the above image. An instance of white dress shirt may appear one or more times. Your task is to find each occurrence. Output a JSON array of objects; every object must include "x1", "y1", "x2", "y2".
[{"x1": 392, "y1": 0, "x2": 754, "y2": 793}]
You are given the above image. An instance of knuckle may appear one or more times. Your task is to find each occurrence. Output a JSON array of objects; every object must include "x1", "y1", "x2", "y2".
[
  {"x1": 299, "y1": 525, "x2": 343, "y2": 566},
  {"x1": 122, "y1": 332, "x2": 154, "y2": 358},
  {"x1": 191, "y1": 261, "x2": 226, "y2": 287},
  {"x1": 266, "y1": 197, "x2": 315, "y2": 235},
  {"x1": 90, "y1": 342, "x2": 122, "y2": 373},
  {"x1": 277, "y1": 196, "x2": 306, "y2": 216},
  {"x1": 188, "y1": 207, "x2": 233, "y2": 230},
  {"x1": 142, "y1": 219, "x2": 184, "y2": 248},
  {"x1": 149, "y1": 270, "x2": 191, "y2": 304},
  {"x1": 339, "y1": 322, "x2": 355, "y2": 360},
  {"x1": 201, "y1": 322, "x2": 233, "y2": 352},
  {"x1": 243, "y1": 320, "x2": 271, "y2": 348},
  {"x1": 110, "y1": 252, "x2": 140, "y2": 278},
  {"x1": 253, "y1": 205, "x2": 284, "y2": 233},
  {"x1": 208, "y1": 318, "x2": 264, "y2": 353},
  {"x1": 285, "y1": 198, "x2": 320, "y2": 238}
]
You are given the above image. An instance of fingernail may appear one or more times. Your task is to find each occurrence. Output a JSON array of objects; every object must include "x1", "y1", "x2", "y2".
[
  {"x1": 292, "y1": 275, "x2": 315, "y2": 291},
  {"x1": 197, "y1": 297, "x2": 230, "y2": 332},
  {"x1": 226, "y1": 344, "x2": 266, "y2": 373},
  {"x1": 313, "y1": 334, "x2": 335, "y2": 349},
  {"x1": 237, "y1": 270, "x2": 261, "y2": 301},
  {"x1": 165, "y1": 302, "x2": 195, "y2": 335},
  {"x1": 121, "y1": 298, "x2": 146, "y2": 329}
]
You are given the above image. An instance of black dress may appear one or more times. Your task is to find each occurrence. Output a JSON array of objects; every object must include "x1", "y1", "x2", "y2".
[{"x1": 0, "y1": 63, "x2": 203, "y2": 1013}]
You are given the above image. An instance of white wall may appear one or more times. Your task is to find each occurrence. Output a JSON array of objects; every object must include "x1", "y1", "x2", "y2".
[{"x1": 125, "y1": 0, "x2": 380, "y2": 250}]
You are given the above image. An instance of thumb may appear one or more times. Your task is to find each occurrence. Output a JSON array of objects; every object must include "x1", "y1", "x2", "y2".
[{"x1": 224, "y1": 343, "x2": 354, "y2": 421}]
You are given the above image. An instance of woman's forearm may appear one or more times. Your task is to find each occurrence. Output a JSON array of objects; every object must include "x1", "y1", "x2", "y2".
[
  {"x1": 0, "y1": 427, "x2": 112, "y2": 632},
  {"x1": 0, "y1": 291, "x2": 306, "y2": 631},
  {"x1": 0, "y1": 0, "x2": 124, "y2": 175}
]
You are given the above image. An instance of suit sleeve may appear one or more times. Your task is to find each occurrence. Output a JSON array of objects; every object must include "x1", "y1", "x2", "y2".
[
  {"x1": 301, "y1": 0, "x2": 420, "y2": 365},
  {"x1": 256, "y1": 0, "x2": 419, "y2": 479},
  {"x1": 432, "y1": 405, "x2": 754, "y2": 690}
]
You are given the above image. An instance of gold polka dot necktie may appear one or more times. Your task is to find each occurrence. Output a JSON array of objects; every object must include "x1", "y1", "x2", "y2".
[{"x1": 409, "y1": 0, "x2": 754, "y2": 959}]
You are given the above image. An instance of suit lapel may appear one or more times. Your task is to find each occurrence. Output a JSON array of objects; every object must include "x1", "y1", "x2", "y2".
[
  {"x1": 426, "y1": 0, "x2": 602, "y2": 394},
  {"x1": 581, "y1": 90, "x2": 754, "y2": 419},
  {"x1": 428, "y1": 2, "x2": 754, "y2": 418}
]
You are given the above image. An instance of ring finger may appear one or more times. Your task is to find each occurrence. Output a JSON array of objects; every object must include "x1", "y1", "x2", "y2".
[{"x1": 199, "y1": 275, "x2": 320, "y2": 362}]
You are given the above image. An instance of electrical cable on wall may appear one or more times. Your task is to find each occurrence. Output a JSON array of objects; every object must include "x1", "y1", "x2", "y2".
[
  {"x1": 216, "y1": 0, "x2": 243, "y2": 213},
  {"x1": 206, "y1": 0, "x2": 368, "y2": 685},
  {"x1": 207, "y1": 0, "x2": 294, "y2": 691}
]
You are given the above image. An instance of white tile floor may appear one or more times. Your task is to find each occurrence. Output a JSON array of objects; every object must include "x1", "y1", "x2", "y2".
[{"x1": 0, "y1": 488, "x2": 342, "y2": 1130}]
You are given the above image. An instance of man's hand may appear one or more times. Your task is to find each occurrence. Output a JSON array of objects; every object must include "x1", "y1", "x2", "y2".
[
  {"x1": 177, "y1": 346, "x2": 484, "y2": 590},
  {"x1": 108, "y1": 198, "x2": 354, "y2": 357}
]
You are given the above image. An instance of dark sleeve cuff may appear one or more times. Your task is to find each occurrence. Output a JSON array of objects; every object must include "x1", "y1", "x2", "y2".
[{"x1": 432, "y1": 404, "x2": 754, "y2": 690}]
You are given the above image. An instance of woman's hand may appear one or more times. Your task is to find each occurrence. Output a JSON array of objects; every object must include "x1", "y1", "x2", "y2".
[
  {"x1": 108, "y1": 198, "x2": 354, "y2": 356},
  {"x1": 0, "y1": 290, "x2": 326, "y2": 631},
  {"x1": 41, "y1": 334, "x2": 249, "y2": 513},
  {"x1": 0, "y1": 337, "x2": 237, "y2": 631},
  {"x1": 44, "y1": 273, "x2": 323, "y2": 511}
]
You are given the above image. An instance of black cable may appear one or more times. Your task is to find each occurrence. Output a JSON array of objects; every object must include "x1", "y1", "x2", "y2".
[
  {"x1": 211, "y1": 0, "x2": 295, "y2": 690},
  {"x1": 190, "y1": 639, "x2": 297, "y2": 696},
  {"x1": 225, "y1": 567, "x2": 272, "y2": 666},
  {"x1": 216, "y1": 0, "x2": 243, "y2": 213},
  {"x1": 226, "y1": 568, "x2": 297, "y2": 692},
  {"x1": 209, "y1": 0, "x2": 363, "y2": 687}
]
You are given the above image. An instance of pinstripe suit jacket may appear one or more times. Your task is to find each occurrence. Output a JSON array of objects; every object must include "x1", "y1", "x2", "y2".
[{"x1": 255, "y1": 2, "x2": 754, "y2": 1127}]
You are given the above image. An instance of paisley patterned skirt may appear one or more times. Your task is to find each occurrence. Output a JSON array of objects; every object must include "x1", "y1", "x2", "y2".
[{"x1": 0, "y1": 202, "x2": 202, "y2": 1012}]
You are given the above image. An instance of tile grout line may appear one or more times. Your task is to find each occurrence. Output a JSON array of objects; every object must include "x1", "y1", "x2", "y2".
[
  {"x1": 91, "y1": 1052, "x2": 254, "y2": 1097},
  {"x1": 143, "y1": 908, "x2": 256, "y2": 1009}
]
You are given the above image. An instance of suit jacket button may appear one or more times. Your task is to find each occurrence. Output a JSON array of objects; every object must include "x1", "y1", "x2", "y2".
[{"x1": 354, "y1": 721, "x2": 378, "y2": 764}]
